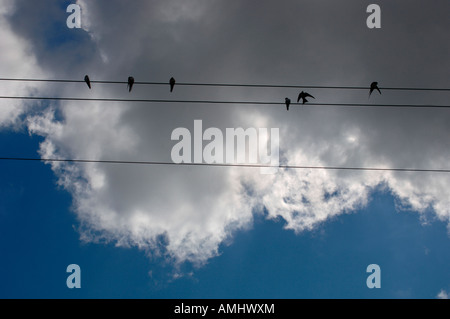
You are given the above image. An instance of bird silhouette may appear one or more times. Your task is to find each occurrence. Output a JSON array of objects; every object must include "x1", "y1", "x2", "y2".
[
  {"x1": 369, "y1": 81, "x2": 381, "y2": 97},
  {"x1": 285, "y1": 98, "x2": 291, "y2": 110},
  {"x1": 127, "y1": 76, "x2": 135, "y2": 92},
  {"x1": 170, "y1": 77, "x2": 176, "y2": 92},
  {"x1": 84, "y1": 75, "x2": 91, "y2": 89},
  {"x1": 297, "y1": 91, "x2": 315, "y2": 104}
]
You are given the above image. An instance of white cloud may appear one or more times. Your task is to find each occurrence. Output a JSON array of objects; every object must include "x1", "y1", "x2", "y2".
[
  {"x1": 437, "y1": 289, "x2": 449, "y2": 299},
  {"x1": 0, "y1": 5, "x2": 47, "y2": 129},
  {"x1": 27, "y1": 102, "x2": 257, "y2": 265},
  {"x1": 3, "y1": 0, "x2": 450, "y2": 267},
  {"x1": 0, "y1": 0, "x2": 15, "y2": 16}
]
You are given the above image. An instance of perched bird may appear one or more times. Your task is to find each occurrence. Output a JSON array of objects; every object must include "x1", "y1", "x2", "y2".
[
  {"x1": 297, "y1": 91, "x2": 315, "y2": 104},
  {"x1": 170, "y1": 77, "x2": 176, "y2": 92},
  {"x1": 84, "y1": 75, "x2": 91, "y2": 89},
  {"x1": 369, "y1": 81, "x2": 381, "y2": 97},
  {"x1": 127, "y1": 76, "x2": 135, "y2": 92},
  {"x1": 285, "y1": 97, "x2": 291, "y2": 110}
]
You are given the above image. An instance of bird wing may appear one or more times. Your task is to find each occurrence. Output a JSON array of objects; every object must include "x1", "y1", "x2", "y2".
[{"x1": 304, "y1": 93, "x2": 315, "y2": 99}]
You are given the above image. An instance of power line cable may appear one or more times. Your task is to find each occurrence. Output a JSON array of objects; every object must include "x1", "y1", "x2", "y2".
[
  {"x1": 0, "y1": 157, "x2": 449, "y2": 173},
  {"x1": 0, "y1": 95, "x2": 449, "y2": 108},
  {"x1": 0, "y1": 78, "x2": 449, "y2": 91}
]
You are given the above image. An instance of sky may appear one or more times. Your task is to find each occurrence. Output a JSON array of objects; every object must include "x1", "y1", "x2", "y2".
[{"x1": 0, "y1": 0, "x2": 449, "y2": 299}]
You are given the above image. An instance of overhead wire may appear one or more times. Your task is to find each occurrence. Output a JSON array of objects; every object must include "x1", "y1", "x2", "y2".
[
  {"x1": 0, "y1": 96, "x2": 449, "y2": 108},
  {"x1": 0, "y1": 77, "x2": 449, "y2": 91},
  {"x1": 1, "y1": 76, "x2": 448, "y2": 108},
  {"x1": 0, "y1": 157, "x2": 449, "y2": 174},
  {"x1": 1, "y1": 77, "x2": 449, "y2": 174}
]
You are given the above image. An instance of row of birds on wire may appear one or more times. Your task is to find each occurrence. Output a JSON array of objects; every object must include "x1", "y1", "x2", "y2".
[
  {"x1": 83, "y1": 75, "x2": 382, "y2": 111},
  {"x1": 83, "y1": 75, "x2": 177, "y2": 93}
]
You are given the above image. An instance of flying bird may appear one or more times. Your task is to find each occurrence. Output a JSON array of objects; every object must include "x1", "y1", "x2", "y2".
[
  {"x1": 297, "y1": 91, "x2": 315, "y2": 104},
  {"x1": 369, "y1": 81, "x2": 381, "y2": 97},
  {"x1": 127, "y1": 76, "x2": 135, "y2": 92},
  {"x1": 170, "y1": 77, "x2": 176, "y2": 92},
  {"x1": 84, "y1": 75, "x2": 91, "y2": 89},
  {"x1": 285, "y1": 97, "x2": 291, "y2": 110}
]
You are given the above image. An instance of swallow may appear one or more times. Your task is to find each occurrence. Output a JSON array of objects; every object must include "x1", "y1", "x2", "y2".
[
  {"x1": 84, "y1": 75, "x2": 91, "y2": 89},
  {"x1": 297, "y1": 91, "x2": 315, "y2": 104},
  {"x1": 127, "y1": 76, "x2": 135, "y2": 92},
  {"x1": 369, "y1": 81, "x2": 381, "y2": 97},
  {"x1": 285, "y1": 97, "x2": 291, "y2": 110},
  {"x1": 170, "y1": 77, "x2": 176, "y2": 92}
]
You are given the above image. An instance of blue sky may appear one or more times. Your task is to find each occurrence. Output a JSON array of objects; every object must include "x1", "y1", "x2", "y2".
[
  {"x1": 0, "y1": 132, "x2": 448, "y2": 298},
  {"x1": 0, "y1": 0, "x2": 449, "y2": 299},
  {"x1": 0, "y1": 126, "x2": 448, "y2": 299}
]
